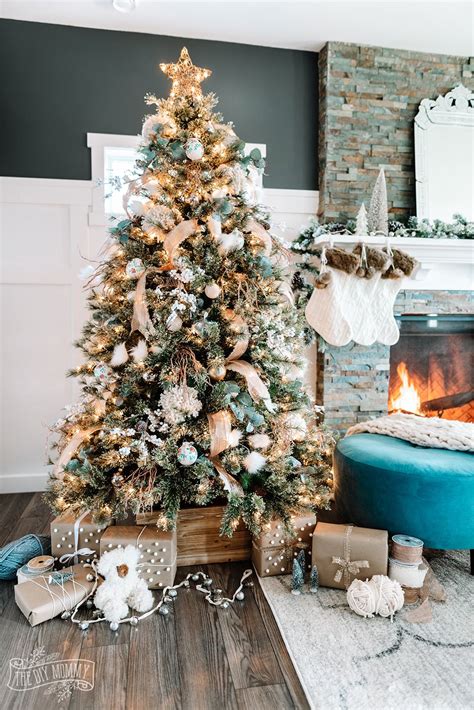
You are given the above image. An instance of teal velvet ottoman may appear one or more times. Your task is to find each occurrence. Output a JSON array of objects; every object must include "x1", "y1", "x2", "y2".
[{"x1": 333, "y1": 433, "x2": 474, "y2": 570}]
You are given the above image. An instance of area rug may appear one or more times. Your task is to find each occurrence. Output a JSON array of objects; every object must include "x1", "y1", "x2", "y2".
[{"x1": 259, "y1": 550, "x2": 473, "y2": 710}]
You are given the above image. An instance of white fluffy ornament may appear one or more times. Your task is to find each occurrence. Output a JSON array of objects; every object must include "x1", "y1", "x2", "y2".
[
  {"x1": 228, "y1": 429, "x2": 243, "y2": 448},
  {"x1": 184, "y1": 138, "x2": 204, "y2": 161},
  {"x1": 243, "y1": 451, "x2": 267, "y2": 474},
  {"x1": 247, "y1": 433, "x2": 271, "y2": 450},
  {"x1": 131, "y1": 339, "x2": 148, "y2": 363},
  {"x1": 110, "y1": 342, "x2": 129, "y2": 367},
  {"x1": 177, "y1": 441, "x2": 198, "y2": 466},
  {"x1": 204, "y1": 282, "x2": 221, "y2": 299},
  {"x1": 284, "y1": 412, "x2": 308, "y2": 442},
  {"x1": 217, "y1": 229, "x2": 245, "y2": 256},
  {"x1": 125, "y1": 258, "x2": 145, "y2": 279}
]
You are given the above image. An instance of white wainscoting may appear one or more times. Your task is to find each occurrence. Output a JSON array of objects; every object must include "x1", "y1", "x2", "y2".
[{"x1": 0, "y1": 177, "x2": 318, "y2": 493}]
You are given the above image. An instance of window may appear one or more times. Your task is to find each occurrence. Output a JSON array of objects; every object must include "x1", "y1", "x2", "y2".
[{"x1": 87, "y1": 133, "x2": 266, "y2": 224}]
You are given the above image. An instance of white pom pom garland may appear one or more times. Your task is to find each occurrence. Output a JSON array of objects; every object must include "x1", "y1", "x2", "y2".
[{"x1": 347, "y1": 575, "x2": 404, "y2": 621}]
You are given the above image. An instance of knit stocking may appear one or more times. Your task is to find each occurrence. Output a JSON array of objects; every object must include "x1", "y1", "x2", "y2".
[
  {"x1": 305, "y1": 267, "x2": 353, "y2": 346},
  {"x1": 341, "y1": 272, "x2": 383, "y2": 346},
  {"x1": 371, "y1": 276, "x2": 403, "y2": 345}
]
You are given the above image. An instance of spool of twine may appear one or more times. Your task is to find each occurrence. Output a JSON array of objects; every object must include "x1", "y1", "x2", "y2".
[
  {"x1": 27, "y1": 555, "x2": 55, "y2": 572},
  {"x1": 391, "y1": 535, "x2": 423, "y2": 565}
]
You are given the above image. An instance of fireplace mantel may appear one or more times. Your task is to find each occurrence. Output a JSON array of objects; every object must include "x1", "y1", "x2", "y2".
[{"x1": 312, "y1": 235, "x2": 473, "y2": 291}]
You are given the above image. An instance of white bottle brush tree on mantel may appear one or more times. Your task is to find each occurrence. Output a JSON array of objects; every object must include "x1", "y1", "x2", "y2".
[{"x1": 46, "y1": 48, "x2": 334, "y2": 537}]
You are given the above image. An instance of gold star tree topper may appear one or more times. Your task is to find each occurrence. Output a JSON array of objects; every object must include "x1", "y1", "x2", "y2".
[{"x1": 160, "y1": 47, "x2": 212, "y2": 99}]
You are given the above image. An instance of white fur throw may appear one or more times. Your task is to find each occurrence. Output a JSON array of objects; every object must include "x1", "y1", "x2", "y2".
[{"x1": 346, "y1": 413, "x2": 474, "y2": 453}]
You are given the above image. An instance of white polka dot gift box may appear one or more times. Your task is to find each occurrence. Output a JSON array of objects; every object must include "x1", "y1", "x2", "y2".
[
  {"x1": 251, "y1": 513, "x2": 316, "y2": 578},
  {"x1": 51, "y1": 511, "x2": 114, "y2": 567},
  {"x1": 99, "y1": 526, "x2": 177, "y2": 590}
]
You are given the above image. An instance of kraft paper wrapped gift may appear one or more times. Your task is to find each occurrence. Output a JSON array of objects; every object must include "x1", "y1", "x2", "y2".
[
  {"x1": 51, "y1": 510, "x2": 113, "y2": 567},
  {"x1": 15, "y1": 564, "x2": 94, "y2": 626},
  {"x1": 252, "y1": 513, "x2": 316, "y2": 577},
  {"x1": 100, "y1": 525, "x2": 177, "y2": 589},
  {"x1": 312, "y1": 522, "x2": 388, "y2": 590}
]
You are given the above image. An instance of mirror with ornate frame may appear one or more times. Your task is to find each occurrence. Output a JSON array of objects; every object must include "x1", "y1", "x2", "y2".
[{"x1": 414, "y1": 84, "x2": 474, "y2": 221}]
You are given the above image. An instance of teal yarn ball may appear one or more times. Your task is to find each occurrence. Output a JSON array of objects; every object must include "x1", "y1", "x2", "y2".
[{"x1": 0, "y1": 535, "x2": 51, "y2": 580}]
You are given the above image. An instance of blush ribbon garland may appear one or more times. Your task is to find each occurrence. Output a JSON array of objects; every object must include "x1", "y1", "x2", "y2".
[
  {"x1": 53, "y1": 427, "x2": 101, "y2": 480},
  {"x1": 131, "y1": 270, "x2": 156, "y2": 338}
]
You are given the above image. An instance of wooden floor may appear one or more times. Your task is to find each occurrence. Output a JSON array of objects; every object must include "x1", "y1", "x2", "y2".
[{"x1": 0, "y1": 493, "x2": 309, "y2": 710}]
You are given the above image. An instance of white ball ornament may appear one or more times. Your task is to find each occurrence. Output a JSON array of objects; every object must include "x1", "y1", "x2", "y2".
[
  {"x1": 125, "y1": 258, "x2": 145, "y2": 279},
  {"x1": 177, "y1": 442, "x2": 198, "y2": 467},
  {"x1": 184, "y1": 137, "x2": 204, "y2": 161},
  {"x1": 205, "y1": 282, "x2": 221, "y2": 299}
]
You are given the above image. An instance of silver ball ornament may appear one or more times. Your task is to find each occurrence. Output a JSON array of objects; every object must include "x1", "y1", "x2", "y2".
[
  {"x1": 110, "y1": 621, "x2": 119, "y2": 631},
  {"x1": 159, "y1": 605, "x2": 169, "y2": 616},
  {"x1": 130, "y1": 616, "x2": 139, "y2": 626},
  {"x1": 86, "y1": 599, "x2": 94, "y2": 608},
  {"x1": 191, "y1": 574, "x2": 200, "y2": 582},
  {"x1": 221, "y1": 601, "x2": 230, "y2": 609},
  {"x1": 79, "y1": 621, "x2": 90, "y2": 631},
  {"x1": 86, "y1": 573, "x2": 94, "y2": 582},
  {"x1": 203, "y1": 578, "x2": 213, "y2": 587},
  {"x1": 236, "y1": 591, "x2": 245, "y2": 601},
  {"x1": 168, "y1": 588, "x2": 178, "y2": 598},
  {"x1": 61, "y1": 611, "x2": 71, "y2": 620}
]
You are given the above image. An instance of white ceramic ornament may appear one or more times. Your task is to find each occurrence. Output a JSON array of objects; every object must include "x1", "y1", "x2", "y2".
[
  {"x1": 205, "y1": 282, "x2": 221, "y2": 299},
  {"x1": 166, "y1": 313, "x2": 183, "y2": 332},
  {"x1": 177, "y1": 442, "x2": 198, "y2": 466},
  {"x1": 94, "y1": 363, "x2": 111, "y2": 382},
  {"x1": 125, "y1": 258, "x2": 145, "y2": 279},
  {"x1": 184, "y1": 138, "x2": 204, "y2": 161}
]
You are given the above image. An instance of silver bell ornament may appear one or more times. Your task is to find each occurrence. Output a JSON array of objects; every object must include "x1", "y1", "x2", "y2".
[{"x1": 79, "y1": 621, "x2": 90, "y2": 631}]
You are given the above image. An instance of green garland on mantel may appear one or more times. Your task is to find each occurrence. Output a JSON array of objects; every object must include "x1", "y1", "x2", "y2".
[{"x1": 293, "y1": 214, "x2": 473, "y2": 254}]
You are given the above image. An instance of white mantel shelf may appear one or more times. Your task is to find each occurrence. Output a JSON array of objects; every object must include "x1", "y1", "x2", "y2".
[{"x1": 312, "y1": 235, "x2": 474, "y2": 291}]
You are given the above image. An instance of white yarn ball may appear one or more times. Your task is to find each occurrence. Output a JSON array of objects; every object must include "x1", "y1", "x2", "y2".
[{"x1": 347, "y1": 575, "x2": 404, "y2": 620}]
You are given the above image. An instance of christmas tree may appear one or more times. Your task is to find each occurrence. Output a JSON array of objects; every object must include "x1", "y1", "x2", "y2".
[{"x1": 47, "y1": 48, "x2": 333, "y2": 536}]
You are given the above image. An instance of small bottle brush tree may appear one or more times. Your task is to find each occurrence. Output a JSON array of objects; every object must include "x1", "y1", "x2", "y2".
[
  {"x1": 291, "y1": 551, "x2": 305, "y2": 595},
  {"x1": 46, "y1": 48, "x2": 334, "y2": 536}
]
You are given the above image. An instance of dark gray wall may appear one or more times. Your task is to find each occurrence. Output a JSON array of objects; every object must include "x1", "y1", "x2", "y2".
[{"x1": 0, "y1": 20, "x2": 318, "y2": 190}]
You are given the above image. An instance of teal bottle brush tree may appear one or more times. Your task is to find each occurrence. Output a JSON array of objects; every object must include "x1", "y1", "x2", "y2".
[{"x1": 46, "y1": 48, "x2": 334, "y2": 536}]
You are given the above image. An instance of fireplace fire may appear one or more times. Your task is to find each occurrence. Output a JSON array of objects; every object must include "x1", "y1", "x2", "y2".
[{"x1": 389, "y1": 315, "x2": 474, "y2": 423}]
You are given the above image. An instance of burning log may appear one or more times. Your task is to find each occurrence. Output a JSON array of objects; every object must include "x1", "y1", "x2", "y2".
[{"x1": 421, "y1": 390, "x2": 474, "y2": 413}]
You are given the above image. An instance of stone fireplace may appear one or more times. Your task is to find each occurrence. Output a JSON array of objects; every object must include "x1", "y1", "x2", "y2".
[{"x1": 317, "y1": 288, "x2": 473, "y2": 431}]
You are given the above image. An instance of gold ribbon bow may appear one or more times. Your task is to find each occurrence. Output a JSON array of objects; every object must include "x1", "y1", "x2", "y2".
[{"x1": 331, "y1": 525, "x2": 370, "y2": 589}]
